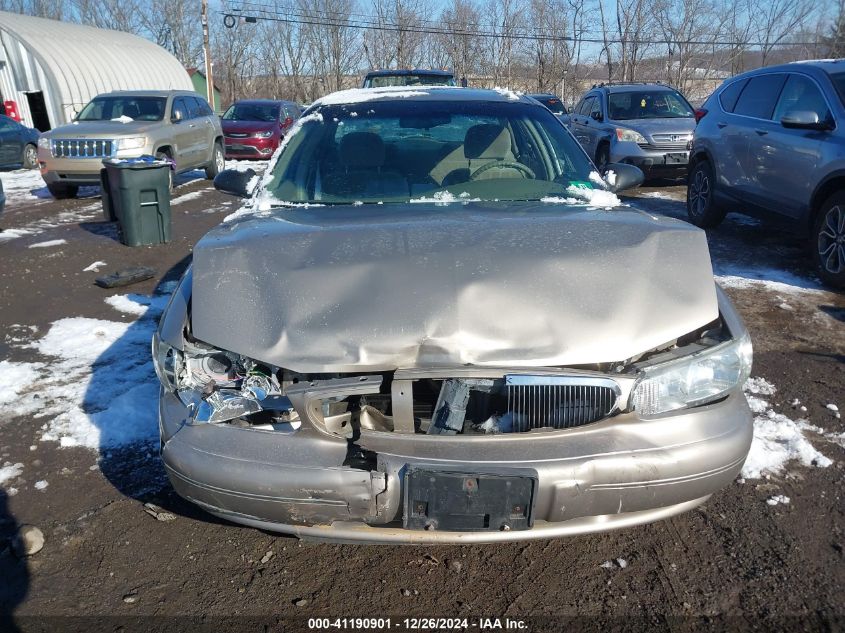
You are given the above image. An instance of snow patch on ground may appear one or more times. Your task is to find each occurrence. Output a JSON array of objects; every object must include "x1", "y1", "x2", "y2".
[
  {"x1": 83, "y1": 261, "x2": 106, "y2": 272},
  {"x1": 0, "y1": 462, "x2": 24, "y2": 486},
  {"x1": 766, "y1": 494, "x2": 790, "y2": 506},
  {"x1": 715, "y1": 264, "x2": 827, "y2": 295},
  {"x1": 28, "y1": 239, "x2": 67, "y2": 249},
  {"x1": 170, "y1": 190, "x2": 205, "y2": 205},
  {"x1": 741, "y1": 377, "x2": 832, "y2": 479},
  {"x1": 0, "y1": 360, "x2": 43, "y2": 409},
  {"x1": 0, "y1": 291, "x2": 170, "y2": 451},
  {"x1": 34, "y1": 480, "x2": 48, "y2": 490}
]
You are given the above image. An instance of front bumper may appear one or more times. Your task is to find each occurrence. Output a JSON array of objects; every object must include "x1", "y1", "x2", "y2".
[
  {"x1": 38, "y1": 147, "x2": 151, "y2": 185},
  {"x1": 610, "y1": 141, "x2": 689, "y2": 174},
  {"x1": 223, "y1": 136, "x2": 277, "y2": 159},
  {"x1": 159, "y1": 388, "x2": 752, "y2": 543}
]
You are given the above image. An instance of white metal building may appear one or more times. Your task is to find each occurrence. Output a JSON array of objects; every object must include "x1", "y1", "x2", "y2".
[{"x1": 0, "y1": 11, "x2": 193, "y2": 130}]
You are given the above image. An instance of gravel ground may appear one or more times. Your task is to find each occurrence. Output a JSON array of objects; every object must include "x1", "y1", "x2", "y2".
[{"x1": 0, "y1": 169, "x2": 842, "y2": 632}]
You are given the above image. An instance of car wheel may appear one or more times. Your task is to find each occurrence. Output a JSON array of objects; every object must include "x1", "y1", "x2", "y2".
[
  {"x1": 205, "y1": 142, "x2": 224, "y2": 180},
  {"x1": 812, "y1": 193, "x2": 845, "y2": 289},
  {"x1": 686, "y1": 160, "x2": 726, "y2": 228},
  {"x1": 46, "y1": 182, "x2": 78, "y2": 199},
  {"x1": 594, "y1": 143, "x2": 609, "y2": 170},
  {"x1": 155, "y1": 152, "x2": 174, "y2": 190},
  {"x1": 21, "y1": 144, "x2": 37, "y2": 169}
]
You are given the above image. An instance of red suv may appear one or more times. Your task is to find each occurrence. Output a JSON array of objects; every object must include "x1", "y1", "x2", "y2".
[{"x1": 221, "y1": 99, "x2": 301, "y2": 159}]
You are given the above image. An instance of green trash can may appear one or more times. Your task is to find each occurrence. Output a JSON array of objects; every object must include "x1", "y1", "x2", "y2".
[
  {"x1": 103, "y1": 158, "x2": 172, "y2": 246},
  {"x1": 100, "y1": 168, "x2": 116, "y2": 221}
]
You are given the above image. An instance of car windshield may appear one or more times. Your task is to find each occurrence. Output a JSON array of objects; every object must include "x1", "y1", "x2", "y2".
[
  {"x1": 223, "y1": 103, "x2": 281, "y2": 122},
  {"x1": 262, "y1": 99, "x2": 599, "y2": 205},
  {"x1": 77, "y1": 96, "x2": 167, "y2": 122},
  {"x1": 607, "y1": 90, "x2": 694, "y2": 120},
  {"x1": 366, "y1": 75, "x2": 456, "y2": 88}
]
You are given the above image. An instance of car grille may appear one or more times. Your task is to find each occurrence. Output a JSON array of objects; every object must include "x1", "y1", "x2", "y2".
[
  {"x1": 505, "y1": 375, "x2": 620, "y2": 432},
  {"x1": 638, "y1": 133, "x2": 692, "y2": 151},
  {"x1": 226, "y1": 133, "x2": 250, "y2": 138},
  {"x1": 52, "y1": 139, "x2": 113, "y2": 159}
]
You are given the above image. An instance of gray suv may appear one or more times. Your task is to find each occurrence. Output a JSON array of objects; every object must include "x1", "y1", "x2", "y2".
[
  {"x1": 688, "y1": 60, "x2": 845, "y2": 288},
  {"x1": 569, "y1": 83, "x2": 696, "y2": 177}
]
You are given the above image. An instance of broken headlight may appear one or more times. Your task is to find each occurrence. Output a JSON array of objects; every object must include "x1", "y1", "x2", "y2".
[
  {"x1": 152, "y1": 332, "x2": 288, "y2": 425},
  {"x1": 629, "y1": 332, "x2": 752, "y2": 416}
]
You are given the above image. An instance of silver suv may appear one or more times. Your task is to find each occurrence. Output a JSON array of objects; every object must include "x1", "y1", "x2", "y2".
[
  {"x1": 688, "y1": 60, "x2": 845, "y2": 288},
  {"x1": 569, "y1": 83, "x2": 696, "y2": 177},
  {"x1": 37, "y1": 90, "x2": 224, "y2": 199}
]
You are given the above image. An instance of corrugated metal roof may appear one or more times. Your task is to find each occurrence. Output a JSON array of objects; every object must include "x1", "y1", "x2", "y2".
[{"x1": 0, "y1": 11, "x2": 193, "y2": 115}]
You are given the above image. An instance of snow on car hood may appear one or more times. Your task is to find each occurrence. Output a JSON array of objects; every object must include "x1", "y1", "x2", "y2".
[{"x1": 191, "y1": 202, "x2": 718, "y2": 373}]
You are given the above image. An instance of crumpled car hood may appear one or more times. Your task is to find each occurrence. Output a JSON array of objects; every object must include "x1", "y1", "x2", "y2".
[{"x1": 191, "y1": 203, "x2": 718, "y2": 372}]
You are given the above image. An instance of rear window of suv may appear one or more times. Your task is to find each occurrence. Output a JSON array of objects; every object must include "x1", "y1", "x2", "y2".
[
  {"x1": 732, "y1": 74, "x2": 787, "y2": 119},
  {"x1": 718, "y1": 79, "x2": 748, "y2": 112}
]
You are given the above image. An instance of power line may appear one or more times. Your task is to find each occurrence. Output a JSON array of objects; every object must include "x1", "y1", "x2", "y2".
[{"x1": 223, "y1": 0, "x2": 825, "y2": 48}]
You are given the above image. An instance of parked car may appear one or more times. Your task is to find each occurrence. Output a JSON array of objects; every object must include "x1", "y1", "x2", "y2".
[
  {"x1": 689, "y1": 60, "x2": 845, "y2": 288},
  {"x1": 569, "y1": 83, "x2": 696, "y2": 177},
  {"x1": 0, "y1": 178, "x2": 5, "y2": 219},
  {"x1": 154, "y1": 87, "x2": 753, "y2": 543},
  {"x1": 0, "y1": 115, "x2": 40, "y2": 169},
  {"x1": 221, "y1": 99, "x2": 301, "y2": 160},
  {"x1": 37, "y1": 90, "x2": 224, "y2": 198},
  {"x1": 362, "y1": 69, "x2": 456, "y2": 88},
  {"x1": 526, "y1": 93, "x2": 568, "y2": 119}
]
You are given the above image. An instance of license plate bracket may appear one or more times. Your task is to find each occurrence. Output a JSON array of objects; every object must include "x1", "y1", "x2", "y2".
[
  {"x1": 664, "y1": 152, "x2": 688, "y2": 164},
  {"x1": 403, "y1": 468, "x2": 536, "y2": 532}
]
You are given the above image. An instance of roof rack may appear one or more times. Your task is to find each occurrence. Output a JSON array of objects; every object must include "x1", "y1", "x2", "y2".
[{"x1": 590, "y1": 81, "x2": 665, "y2": 88}]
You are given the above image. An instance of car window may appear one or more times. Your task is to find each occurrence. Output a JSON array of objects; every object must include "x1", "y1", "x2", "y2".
[
  {"x1": 577, "y1": 96, "x2": 594, "y2": 115},
  {"x1": 185, "y1": 98, "x2": 203, "y2": 119},
  {"x1": 262, "y1": 100, "x2": 598, "y2": 205},
  {"x1": 732, "y1": 74, "x2": 787, "y2": 120},
  {"x1": 589, "y1": 97, "x2": 603, "y2": 118},
  {"x1": 171, "y1": 98, "x2": 189, "y2": 122},
  {"x1": 223, "y1": 102, "x2": 282, "y2": 122},
  {"x1": 193, "y1": 97, "x2": 214, "y2": 117},
  {"x1": 772, "y1": 74, "x2": 830, "y2": 122},
  {"x1": 718, "y1": 79, "x2": 748, "y2": 113},
  {"x1": 607, "y1": 90, "x2": 693, "y2": 119}
]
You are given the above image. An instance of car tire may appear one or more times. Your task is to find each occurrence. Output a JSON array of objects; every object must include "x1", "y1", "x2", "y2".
[
  {"x1": 155, "y1": 152, "x2": 174, "y2": 191},
  {"x1": 46, "y1": 182, "x2": 78, "y2": 199},
  {"x1": 21, "y1": 144, "x2": 37, "y2": 169},
  {"x1": 686, "y1": 160, "x2": 726, "y2": 228},
  {"x1": 812, "y1": 193, "x2": 845, "y2": 289},
  {"x1": 594, "y1": 143, "x2": 609, "y2": 171},
  {"x1": 205, "y1": 142, "x2": 224, "y2": 180}
]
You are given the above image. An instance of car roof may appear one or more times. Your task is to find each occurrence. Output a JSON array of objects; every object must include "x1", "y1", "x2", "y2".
[
  {"x1": 96, "y1": 90, "x2": 199, "y2": 98},
  {"x1": 597, "y1": 83, "x2": 676, "y2": 93},
  {"x1": 526, "y1": 93, "x2": 560, "y2": 99},
  {"x1": 730, "y1": 59, "x2": 845, "y2": 80},
  {"x1": 230, "y1": 99, "x2": 294, "y2": 105},
  {"x1": 314, "y1": 86, "x2": 538, "y2": 107},
  {"x1": 364, "y1": 69, "x2": 454, "y2": 78}
]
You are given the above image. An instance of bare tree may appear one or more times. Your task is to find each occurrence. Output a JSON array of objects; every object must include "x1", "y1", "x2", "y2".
[{"x1": 438, "y1": 0, "x2": 484, "y2": 83}]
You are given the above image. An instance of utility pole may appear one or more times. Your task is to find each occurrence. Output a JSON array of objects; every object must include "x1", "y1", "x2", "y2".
[{"x1": 201, "y1": 0, "x2": 215, "y2": 111}]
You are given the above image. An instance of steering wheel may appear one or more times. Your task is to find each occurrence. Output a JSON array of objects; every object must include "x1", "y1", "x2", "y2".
[{"x1": 470, "y1": 161, "x2": 535, "y2": 181}]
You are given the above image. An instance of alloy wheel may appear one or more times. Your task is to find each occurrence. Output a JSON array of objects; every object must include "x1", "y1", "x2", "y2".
[
  {"x1": 689, "y1": 169, "x2": 710, "y2": 218},
  {"x1": 215, "y1": 147, "x2": 225, "y2": 172},
  {"x1": 818, "y1": 204, "x2": 845, "y2": 275},
  {"x1": 23, "y1": 145, "x2": 37, "y2": 168}
]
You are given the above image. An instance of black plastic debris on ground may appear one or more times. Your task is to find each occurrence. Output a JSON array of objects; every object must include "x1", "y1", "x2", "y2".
[{"x1": 94, "y1": 266, "x2": 156, "y2": 289}]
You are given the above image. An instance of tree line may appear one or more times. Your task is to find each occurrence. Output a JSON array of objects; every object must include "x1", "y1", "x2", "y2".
[{"x1": 0, "y1": 0, "x2": 841, "y2": 106}]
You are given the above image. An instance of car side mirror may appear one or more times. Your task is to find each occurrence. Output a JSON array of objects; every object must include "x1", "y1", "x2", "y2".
[
  {"x1": 590, "y1": 111, "x2": 603, "y2": 122},
  {"x1": 171, "y1": 110, "x2": 183, "y2": 123},
  {"x1": 602, "y1": 163, "x2": 644, "y2": 193},
  {"x1": 213, "y1": 168, "x2": 257, "y2": 198},
  {"x1": 780, "y1": 110, "x2": 832, "y2": 131}
]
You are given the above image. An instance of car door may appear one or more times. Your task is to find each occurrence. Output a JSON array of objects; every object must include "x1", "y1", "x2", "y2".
[
  {"x1": 170, "y1": 97, "x2": 195, "y2": 168},
  {"x1": 570, "y1": 96, "x2": 595, "y2": 149},
  {"x1": 190, "y1": 97, "x2": 217, "y2": 163},
  {"x1": 729, "y1": 73, "x2": 788, "y2": 205},
  {"x1": 707, "y1": 77, "x2": 748, "y2": 197},
  {"x1": 0, "y1": 116, "x2": 23, "y2": 166},
  {"x1": 583, "y1": 95, "x2": 605, "y2": 156},
  {"x1": 751, "y1": 73, "x2": 829, "y2": 219}
]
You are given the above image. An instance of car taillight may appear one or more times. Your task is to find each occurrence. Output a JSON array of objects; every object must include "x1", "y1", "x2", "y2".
[{"x1": 694, "y1": 108, "x2": 708, "y2": 123}]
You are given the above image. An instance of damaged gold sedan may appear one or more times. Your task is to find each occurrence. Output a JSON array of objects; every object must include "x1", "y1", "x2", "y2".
[{"x1": 153, "y1": 87, "x2": 753, "y2": 543}]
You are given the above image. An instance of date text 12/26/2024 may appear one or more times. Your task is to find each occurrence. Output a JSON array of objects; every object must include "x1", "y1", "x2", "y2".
[{"x1": 308, "y1": 618, "x2": 528, "y2": 630}]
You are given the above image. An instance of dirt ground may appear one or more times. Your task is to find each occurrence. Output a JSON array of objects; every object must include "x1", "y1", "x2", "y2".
[{"x1": 0, "y1": 171, "x2": 843, "y2": 633}]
